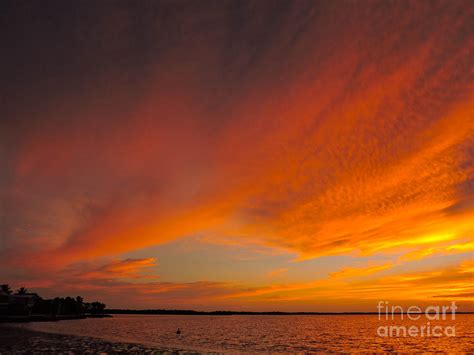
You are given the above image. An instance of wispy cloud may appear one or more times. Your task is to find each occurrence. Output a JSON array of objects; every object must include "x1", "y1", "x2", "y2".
[
  {"x1": 1, "y1": 1, "x2": 473, "y2": 310},
  {"x1": 75, "y1": 258, "x2": 159, "y2": 281}
]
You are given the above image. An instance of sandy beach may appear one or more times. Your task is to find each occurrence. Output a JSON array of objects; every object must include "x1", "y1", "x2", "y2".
[{"x1": 0, "y1": 325, "x2": 200, "y2": 354}]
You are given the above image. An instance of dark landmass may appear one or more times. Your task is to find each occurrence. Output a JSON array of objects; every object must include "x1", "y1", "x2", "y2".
[
  {"x1": 0, "y1": 313, "x2": 112, "y2": 323},
  {"x1": 0, "y1": 324, "x2": 197, "y2": 354},
  {"x1": 1, "y1": 283, "x2": 110, "y2": 323},
  {"x1": 107, "y1": 309, "x2": 474, "y2": 316}
]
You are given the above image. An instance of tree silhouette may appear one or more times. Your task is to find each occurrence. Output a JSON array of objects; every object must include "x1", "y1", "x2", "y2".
[
  {"x1": 0, "y1": 284, "x2": 108, "y2": 318},
  {"x1": 1, "y1": 284, "x2": 12, "y2": 294},
  {"x1": 90, "y1": 301, "x2": 106, "y2": 315},
  {"x1": 75, "y1": 296, "x2": 84, "y2": 314},
  {"x1": 16, "y1": 287, "x2": 28, "y2": 295}
]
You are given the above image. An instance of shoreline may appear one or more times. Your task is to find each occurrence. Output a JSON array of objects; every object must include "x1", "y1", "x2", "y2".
[
  {"x1": 0, "y1": 314, "x2": 112, "y2": 323},
  {"x1": 0, "y1": 324, "x2": 203, "y2": 354},
  {"x1": 106, "y1": 309, "x2": 474, "y2": 316}
]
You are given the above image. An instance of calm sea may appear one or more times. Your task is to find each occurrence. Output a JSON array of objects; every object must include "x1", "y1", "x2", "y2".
[{"x1": 25, "y1": 314, "x2": 474, "y2": 353}]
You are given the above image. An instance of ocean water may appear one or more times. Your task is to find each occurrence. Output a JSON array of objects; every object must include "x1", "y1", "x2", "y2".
[{"x1": 25, "y1": 314, "x2": 474, "y2": 353}]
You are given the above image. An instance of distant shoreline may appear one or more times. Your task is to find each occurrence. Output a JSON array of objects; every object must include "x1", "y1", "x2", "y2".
[
  {"x1": 0, "y1": 313, "x2": 112, "y2": 323},
  {"x1": 106, "y1": 309, "x2": 474, "y2": 316}
]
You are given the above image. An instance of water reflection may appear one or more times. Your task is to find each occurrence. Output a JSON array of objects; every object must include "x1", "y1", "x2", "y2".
[{"x1": 26, "y1": 314, "x2": 474, "y2": 353}]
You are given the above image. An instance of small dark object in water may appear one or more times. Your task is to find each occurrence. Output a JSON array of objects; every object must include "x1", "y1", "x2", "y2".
[{"x1": 176, "y1": 328, "x2": 181, "y2": 335}]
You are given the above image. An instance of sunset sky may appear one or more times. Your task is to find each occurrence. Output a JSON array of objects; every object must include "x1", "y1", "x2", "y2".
[{"x1": 1, "y1": 0, "x2": 473, "y2": 311}]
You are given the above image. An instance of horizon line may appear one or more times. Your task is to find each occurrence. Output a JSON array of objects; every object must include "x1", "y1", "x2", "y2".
[{"x1": 106, "y1": 308, "x2": 474, "y2": 315}]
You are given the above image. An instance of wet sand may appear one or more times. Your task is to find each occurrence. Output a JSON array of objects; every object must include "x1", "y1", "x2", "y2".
[{"x1": 0, "y1": 324, "x2": 201, "y2": 354}]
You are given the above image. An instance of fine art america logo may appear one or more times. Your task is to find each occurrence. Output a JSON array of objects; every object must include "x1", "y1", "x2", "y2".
[{"x1": 377, "y1": 301, "x2": 457, "y2": 337}]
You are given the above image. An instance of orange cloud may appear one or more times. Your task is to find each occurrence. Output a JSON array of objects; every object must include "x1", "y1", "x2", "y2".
[
  {"x1": 77, "y1": 258, "x2": 159, "y2": 281},
  {"x1": 267, "y1": 268, "x2": 289, "y2": 278},
  {"x1": 330, "y1": 263, "x2": 393, "y2": 279},
  {"x1": 217, "y1": 259, "x2": 473, "y2": 310},
  {"x1": 1, "y1": 1, "x2": 473, "y2": 310}
]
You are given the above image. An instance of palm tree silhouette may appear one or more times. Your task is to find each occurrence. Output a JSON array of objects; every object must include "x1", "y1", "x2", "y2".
[
  {"x1": 1, "y1": 284, "x2": 12, "y2": 294},
  {"x1": 16, "y1": 287, "x2": 28, "y2": 295}
]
